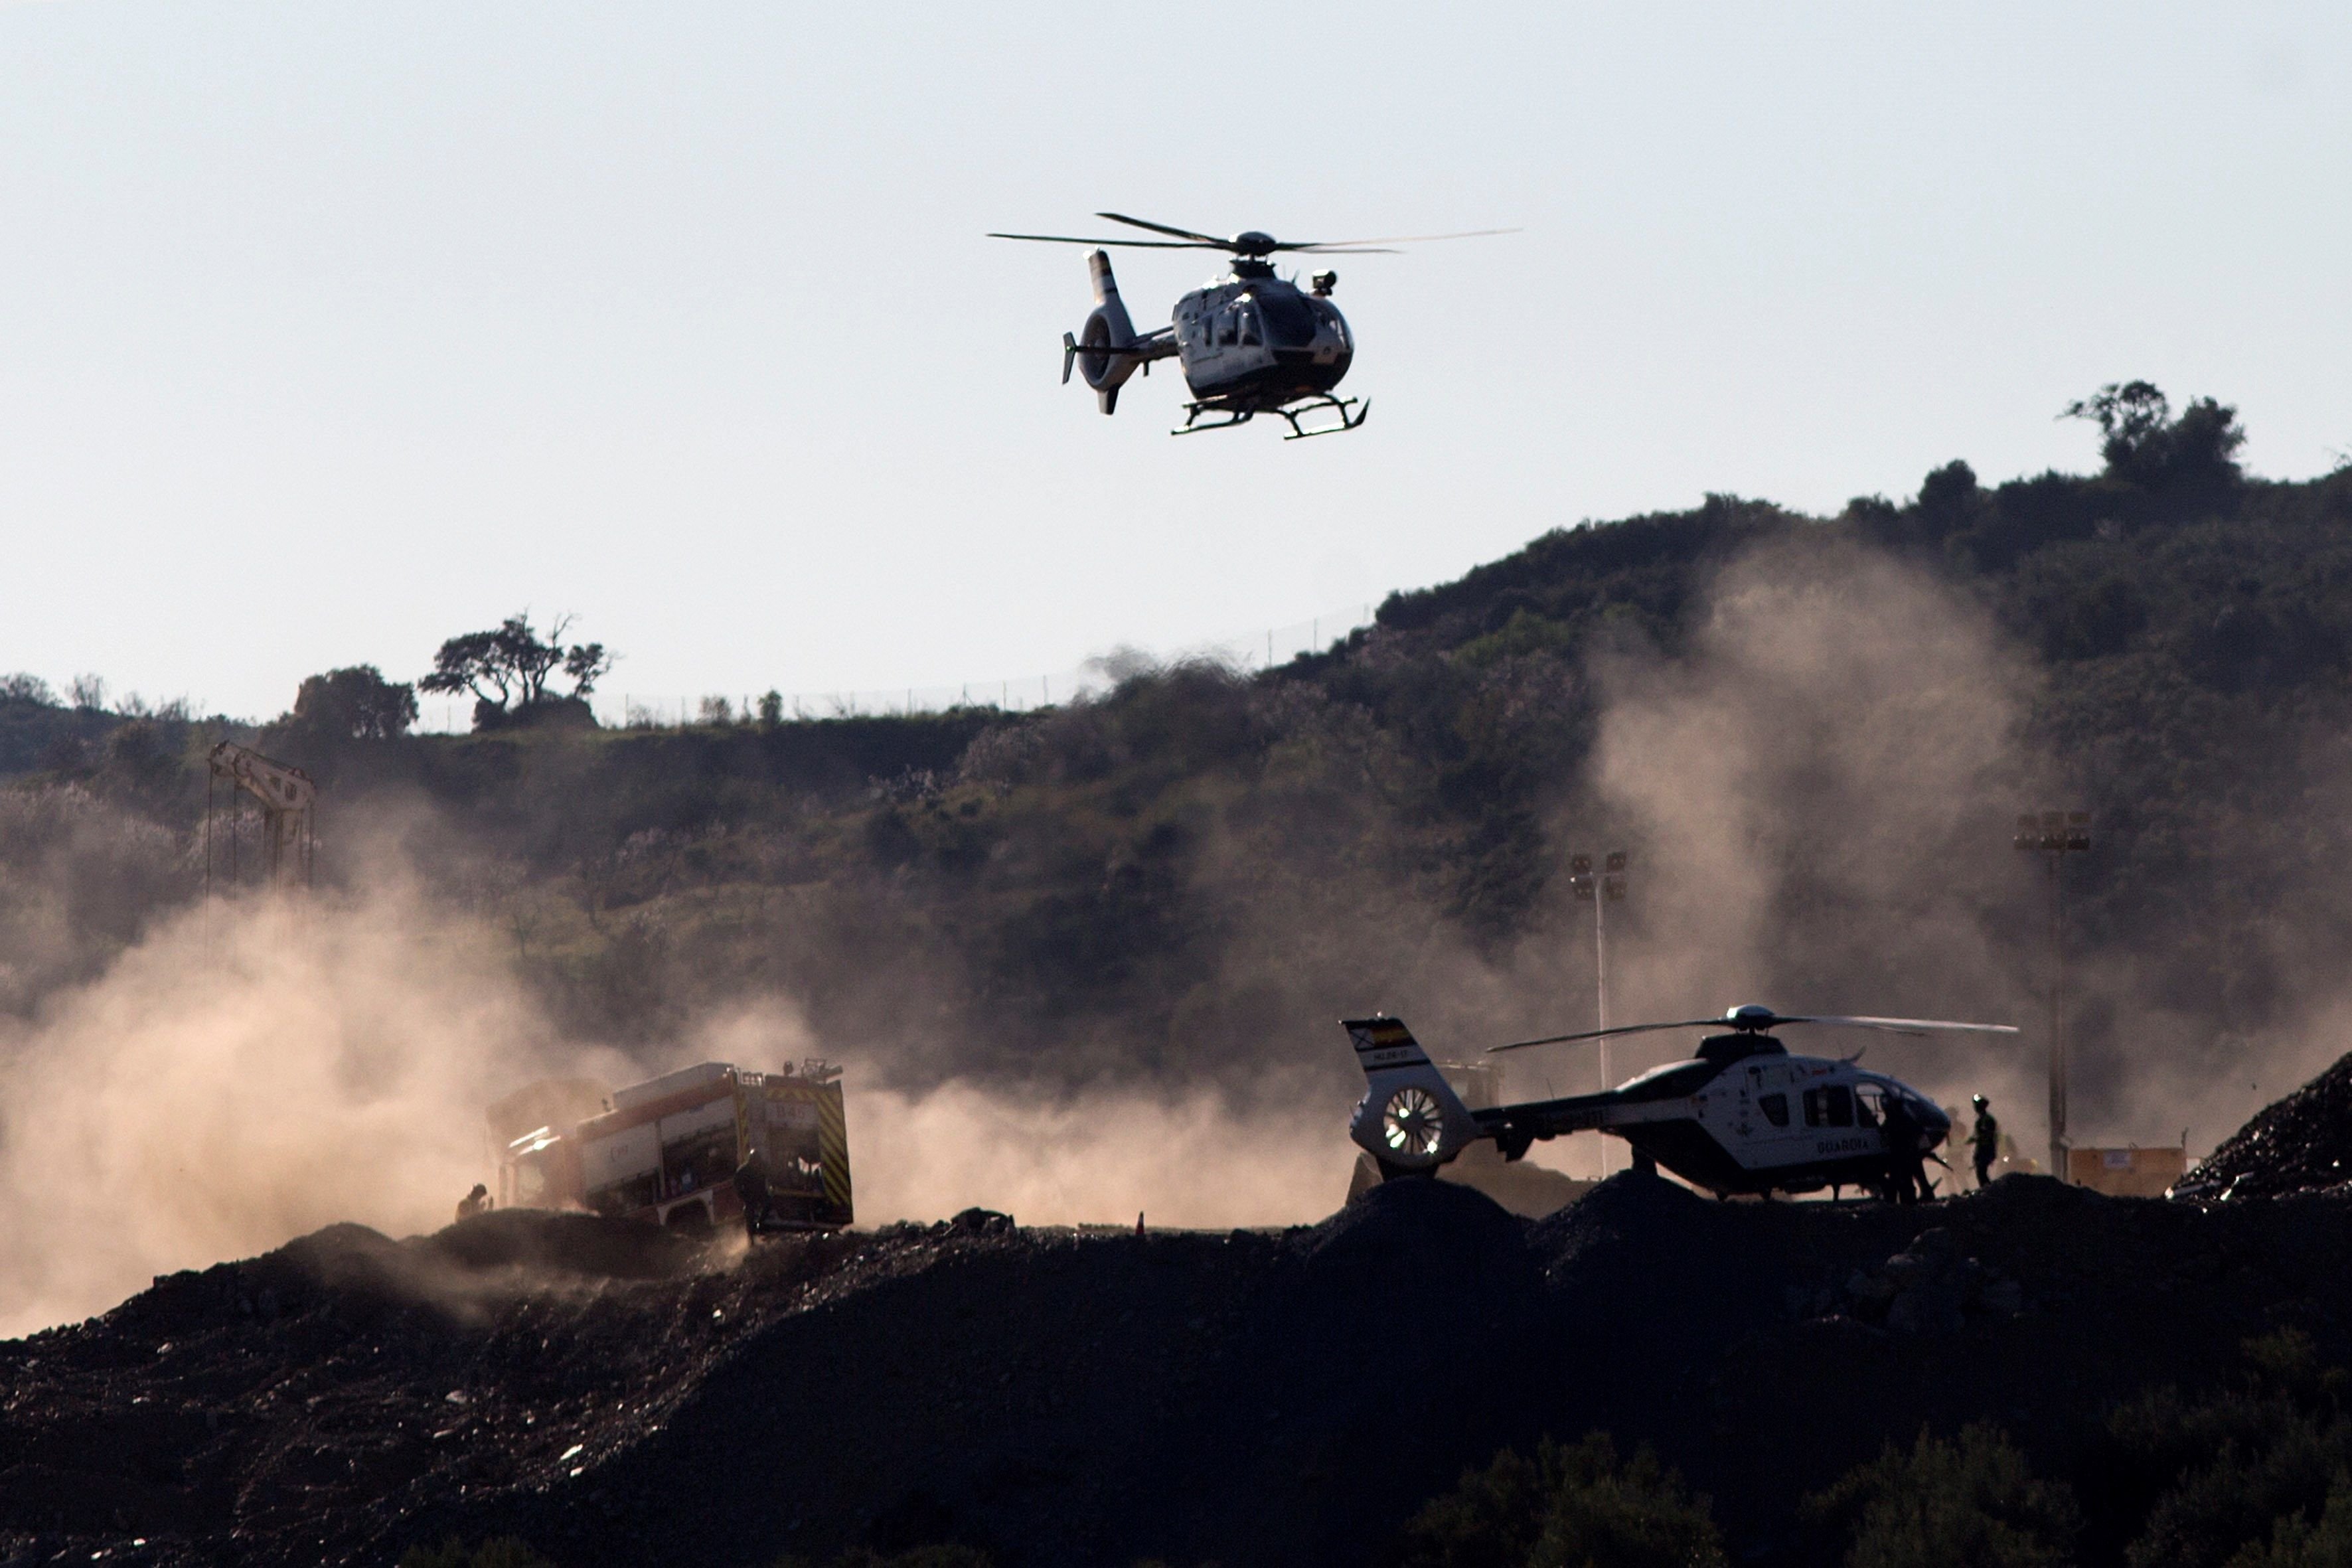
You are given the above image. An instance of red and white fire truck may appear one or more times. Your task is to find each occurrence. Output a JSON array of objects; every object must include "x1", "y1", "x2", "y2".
[{"x1": 494, "y1": 1059, "x2": 852, "y2": 1233}]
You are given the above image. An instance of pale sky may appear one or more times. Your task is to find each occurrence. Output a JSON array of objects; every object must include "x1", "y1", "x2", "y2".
[{"x1": 2, "y1": 3, "x2": 2346, "y2": 722}]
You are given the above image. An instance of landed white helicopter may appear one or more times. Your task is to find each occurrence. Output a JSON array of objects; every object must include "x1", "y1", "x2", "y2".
[
  {"x1": 988, "y1": 212, "x2": 1511, "y2": 438},
  {"x1": 1346, "y1": 1005, "x2": 2017, "y2": 1203}
]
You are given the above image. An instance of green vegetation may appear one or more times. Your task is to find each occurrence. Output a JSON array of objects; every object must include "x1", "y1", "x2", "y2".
[
  {"x1": 1804, "y1": 1425, "x2": 2079, "y2": 1568},
  {"x1": 420, "y1": 609, "x2": 612, "y2": 732},
  {"x1": 1381, "y1": 1333, "x2": 2352, "y2": 1567},
  {"x1": 6, "y1": 384, "x2": 2352, "y2": 1101},
  {"x1": 1389, "y1": 1433, "x2": 1727, "y2": 1568}
]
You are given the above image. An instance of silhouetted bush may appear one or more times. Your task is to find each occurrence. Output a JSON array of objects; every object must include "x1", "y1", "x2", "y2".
[
  {"x1": 1390, "y1": 1432, "x2": 1726, "y2": 1568},
  {"x1": 1804, "y1": 1423, "x2": 2079, "y2": 1568},
  {"x1": 2076, "y1": 1332, "x2": 2352, "y2": 1568}
]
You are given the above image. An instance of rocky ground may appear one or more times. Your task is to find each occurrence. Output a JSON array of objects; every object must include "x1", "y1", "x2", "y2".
[
  {"x1": 8, "y1": 1162, "x2": 2352, "y2": 1567},
  {"x1": 2181, "y1": 1049, "x2": 2352, "y2": 1200}
]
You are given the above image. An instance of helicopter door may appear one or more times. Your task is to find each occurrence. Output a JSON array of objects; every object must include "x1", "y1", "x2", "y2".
[
  {"x1": 1802, "y1": 1085, "x2": 1855, "y2": 1129},
  {"x1": 1742, "y1": 1062, "x2": 1807, "y2": 1166}
]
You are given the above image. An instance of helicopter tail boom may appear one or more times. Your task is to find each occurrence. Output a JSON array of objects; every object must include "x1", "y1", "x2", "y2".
[{"x1": 1344, "y1": 1017, "x2": 1482, "y2": 1176}]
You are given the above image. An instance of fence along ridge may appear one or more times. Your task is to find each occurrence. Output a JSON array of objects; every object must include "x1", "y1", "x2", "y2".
[{"x1": 415, "y1": 602, "x2": 1377, "y2": 732}]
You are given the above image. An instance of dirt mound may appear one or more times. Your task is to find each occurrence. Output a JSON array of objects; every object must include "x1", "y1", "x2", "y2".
[
  {"x1": 2181, "y1": 1050, "x2": 2352, "y2": 1200},
  {"x1": 15, "y1": 1185, "x2": 2352, "y2": 1567}
]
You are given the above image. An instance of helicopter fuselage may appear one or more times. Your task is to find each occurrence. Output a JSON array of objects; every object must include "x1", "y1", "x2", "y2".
[
  {"x1": 1346, "y1": 1018, "x2": 1956, "y2": 1202},
  {"x1": 1471, "y1": 1032, "x2": 1952, "y2": 1198},
  {"x1": 1168, "y1": 260, "x2": 1354, "y2": 414}
]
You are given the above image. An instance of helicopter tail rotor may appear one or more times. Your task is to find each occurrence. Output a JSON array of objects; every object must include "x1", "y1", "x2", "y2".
[
  {"x1": 1067, "y1": 250, "x2": 1140, "y2": 414},
  {"x1": 1344, "y1": 1017, "x2": 1481, "y2": 1176}
]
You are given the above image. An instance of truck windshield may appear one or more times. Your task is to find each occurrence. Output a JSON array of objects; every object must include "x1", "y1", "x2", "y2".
[{"x1": 507, "y1": 1156, "x2": 550, "y2": 1206}]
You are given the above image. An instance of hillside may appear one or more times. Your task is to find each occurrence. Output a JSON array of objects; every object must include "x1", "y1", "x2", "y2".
[
  {"x1": 8, "y1": 390, "x2": 2352, "y2": 1139},
  {"x1": 13, "y1": 389, "x2": 2352, "y2": 1565},
  {"x1": 11, "y1": 1171, "x2": 2352, "y2": 1567}
]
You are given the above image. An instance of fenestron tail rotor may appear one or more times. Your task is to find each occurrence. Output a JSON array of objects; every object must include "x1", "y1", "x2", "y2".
[
  {"x1": 1488, "y1": 1005, "x2": 2018, "y2": 1054},
  {"x1": 1381, "y1": 1085, "x2": 1447, "y2": 1156}
]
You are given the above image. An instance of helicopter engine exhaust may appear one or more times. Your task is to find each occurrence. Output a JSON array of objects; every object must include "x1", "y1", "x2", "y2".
[{"x1": 1060, "y1": 249, "x2": 1139, "y2": 415}]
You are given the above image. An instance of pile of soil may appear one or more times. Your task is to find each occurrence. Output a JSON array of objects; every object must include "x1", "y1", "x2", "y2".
[
  {"x1": 7, "y1": 1178, "x2": 2352, "y2": 1567},
  {"x1": 2180, "y1": 1050, "x2": 2352, "y2": 1200}
]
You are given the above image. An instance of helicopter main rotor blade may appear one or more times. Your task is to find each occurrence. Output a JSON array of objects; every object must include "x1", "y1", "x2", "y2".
[
  {"x1": 988, "y1": 232, "x2": 1222, "y2": 249},
  {"x1": 1094, "y1": 212, "x2": 1227, "y2": 244},
  {"x1": 1274, "y1": 246, "x2": 1402, "y2": 255},
  {"x1": 1283, "y1": 227, "x2": 1522, "y2": 250},
  {"x1": 1488, "y1": 1020, "x2": 1729, "y2": 1054},
  {"x1": 1786, "y1": 1014, "x2": 2021, "y2": 1036}
]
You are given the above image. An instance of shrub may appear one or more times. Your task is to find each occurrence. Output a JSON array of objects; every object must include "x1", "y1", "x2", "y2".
[
  {"x1": 1392, "y1": 1432, "x2": 1727, "y2": 1568},
  {"x1": 2229, "y1": 1474, "x2": 2352, "y2": 1567},
  {"x1": 1804, "y1": 1424, "x2": 2079, "y2": 1568}
]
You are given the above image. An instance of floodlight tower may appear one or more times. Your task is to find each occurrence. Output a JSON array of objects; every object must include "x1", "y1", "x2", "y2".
[
  {"x1": 2014, "y1": 811, "x2": 2091, "y2": 1180},
  {"x1": 1570, "y1": 850, "x2": 1629, "y2": 1174}
]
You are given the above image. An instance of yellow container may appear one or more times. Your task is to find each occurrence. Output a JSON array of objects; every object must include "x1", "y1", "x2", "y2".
[{"x1": 2067, "y1": 1145, "x2": 2187, "y2": 1197}]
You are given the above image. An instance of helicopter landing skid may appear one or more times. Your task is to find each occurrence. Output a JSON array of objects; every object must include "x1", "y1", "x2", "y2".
[
  {"x1": 1173, "y1": 404, "x2": 1254, "y2": 435},
  {"x1": 1172, "y1": 394, "x2": 1370, "y2": 439},
  {"x1": 1275, "y1": 394, "x2": 1368, "y2": 439}
]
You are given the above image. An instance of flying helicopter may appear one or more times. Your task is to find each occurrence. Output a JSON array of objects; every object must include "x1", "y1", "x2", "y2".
[
  {"x1": 1345, "y1": 1004, "x2": 2018, "y2": 1202},
  {"x1": 988, "y1": 212, "x2": 1513, "y2": 439}
]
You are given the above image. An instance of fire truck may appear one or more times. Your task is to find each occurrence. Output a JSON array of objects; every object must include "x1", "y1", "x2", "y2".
[{"x1": 495, "y1": 1059, "x2": 852, "y2": 1233}]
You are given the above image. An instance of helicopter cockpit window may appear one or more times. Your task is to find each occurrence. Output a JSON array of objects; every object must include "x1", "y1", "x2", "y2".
[
  {"x1": 1238, "y1": 303, "x2": 1262, "y2": 346},
  {"x1": 1757, "y1": 1092, "x2": 1790, "y2": 1129},
  {"x1": 1802, "y1": 1085, "x2": 1854, "y2": 1128},
  {"x1": 1217, "y1": 311, "x2": 1237, "y2": 347},
  {"x1": 1853, "y1": 1085, "x2": 1885, "y2": 1127},
  {"x1": 1257, "y1": 289, "x2": 1320, "y2": 347}
]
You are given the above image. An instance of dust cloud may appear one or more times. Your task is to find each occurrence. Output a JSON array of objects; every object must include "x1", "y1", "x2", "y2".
[
  {"x1": 1575, "y1": 538, "x2": 2053, "y2": 1134},
  {"x1": 0, "y1": 881, "x2": 634, "y2": 1338},
  {"x1": 21, "y1": 535, "x2": 2352, "y2": 1333},
  {"x1": 850, "y1": 1079, "x2": 1348, "y2": 1232},
  {"x1": 675, "y1": 998, "x2": 1357, "y2": 1228},
  {"x1": 1569, "y1": 535, "x2": 2352, "y2": 1167},
  {"x1": 0, "y1": 873, "x2": 1360, "y2": 1337}
]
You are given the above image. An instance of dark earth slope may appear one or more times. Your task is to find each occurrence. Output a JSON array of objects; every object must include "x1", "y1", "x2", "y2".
[
  {"x1": 2178, "y1": 1048, "x2": 2352, "y2": 1200},
  {"x1": 8, "y1": 1176, "x2": 2352, "y2": 1567}
]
